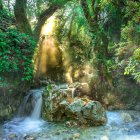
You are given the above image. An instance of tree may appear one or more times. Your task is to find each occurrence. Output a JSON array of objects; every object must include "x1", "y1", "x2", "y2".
[
  {"x1": 79, "y1": 0, "x2": 125, "y2": 96},
  {"x1": 14, "y1": 0, "x2": 32, "y2": 35},
  {"x1": 34, "y1": 4, "x2": 59, "y2": 39},
  {"x1": 14, "y1": 0, "x2": 72, "y2": 39},
  {"x1": 80, "y1": 0, "x2": 109, "y2": 91},
  {"x1": 0, "y1": 0, "x2": 3, "y2": 10}
]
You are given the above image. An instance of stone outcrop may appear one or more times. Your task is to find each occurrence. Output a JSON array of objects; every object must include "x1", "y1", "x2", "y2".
[
  {"x1": 42, "y1": 84, "x2": 106, "y2": 126},
  {"x1": 0, "y1": 81, "x2": 29, "y2": 122},
  {"x1": 0, "y1": 91, "x2": 21, "y2": 122}
]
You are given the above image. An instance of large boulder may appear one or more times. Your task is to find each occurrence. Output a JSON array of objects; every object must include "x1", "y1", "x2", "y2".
[
  {"x1": 42, "y1": 85, "x2": 106, "y2": 126},
  {"x1": 60, "y1": 98, "x2": 106, "y2": 125}
]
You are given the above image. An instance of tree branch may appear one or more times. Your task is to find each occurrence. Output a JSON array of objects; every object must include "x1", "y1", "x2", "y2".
[{"x1": 34, "y1": 5, "x2": 59, "y2": 39}]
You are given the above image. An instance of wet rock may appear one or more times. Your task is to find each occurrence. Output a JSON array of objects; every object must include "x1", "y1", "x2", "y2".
[
  {"x1": 121, "y1": 113, "x2": 133, "y2": 122},
  {"x1": 81, "y1": 100, "x2": 107, "y2": 125},
  {"x1": 135, "y1": 104, "x2": 140, "y2": 111},
  {"x1": 61, "y1": 98, "x2": 106, "y2": 125},
  {"x1": 134, "y1": 122, "x2": 140, "y2": 128},
  {"x1": 74, "y1": 82, "x2": 91, "y2": 96},
  {"x1": 26, "y1": 137, "x2": 36, "y2": 140},
  {"x1": 24, "y1": 135, "x2": 36, "y2": 140},
  {"x1": 63, "y1": 138, "x2": 68, "y2": 140},
  {"x1": 8, "y1": 133, "x2": 17, "y2": 139},
  {"x1": 73, "y1": 133, "x2": 80, "y2": 139},
  {"x1": 65, "y1": 121, "x2": 78, "y2": 127},
  {"x1": 43, "y1": 84, "x2": 106, "y2": 126},
  {"x1": 61, "y1": 99, "x2": 84, "y2": 114},
  {"x1": 100, "y1": 136, "x2": 109, "y2": 140},
  {"x1": 55, "y1": 131, "x2": 61, "y2": 135}
]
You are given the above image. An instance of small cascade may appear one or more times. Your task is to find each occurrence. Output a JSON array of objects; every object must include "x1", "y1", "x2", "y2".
[
  {"x1": 31, "y1": 90, "x2": 43, "y2": 119},
  {"x1": 1, "y1": 89, "x2": 45, "y2": 138},
  {"x1": 18, "y1": 89, "x2": 43, "y2": 119},
  {"x1": 17, "y1": 92, "x2": 32, "y2": 117}
]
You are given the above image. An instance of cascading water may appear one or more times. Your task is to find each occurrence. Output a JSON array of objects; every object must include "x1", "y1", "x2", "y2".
[
  {"x1": 18, "y1": 89, "x2": 43, "y2": 119},
  {"x1": 1, "y1": 86, "x2": 140, "y2": 140},
  {"x1": 17, "y1": 92, "x2": 32, "y2": 117},
  {"x1": 31, "y1": 90, "x2": 43, "y2": 119},
  {"x1": 2, "y1": 110, "x2": 140, "y2": 140},
  {"x1": 1, "y1": 89, "x2": 45, "y2": 139}
]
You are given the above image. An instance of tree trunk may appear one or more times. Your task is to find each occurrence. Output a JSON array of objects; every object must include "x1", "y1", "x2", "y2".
[
  {"x1": 14, "y1": 0, "x2": 32, "y2": 35},
  {"x1": 0, "y1": 0, "x2": 3, "y2": 10}
]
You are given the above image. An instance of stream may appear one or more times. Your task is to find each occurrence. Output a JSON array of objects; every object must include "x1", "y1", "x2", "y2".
[
  {"x1": 0, "y1": 89, "x2": 140, "y2": 140},
  {"x1": 1, "y1": 111, "x2": 140, "y2": 140}
]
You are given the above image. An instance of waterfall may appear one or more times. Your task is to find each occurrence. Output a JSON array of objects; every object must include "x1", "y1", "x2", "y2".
[
  {"x1": 17, "y1": 92, "x2": 32, "y2": 117},
  {"x1": 18, "y1": 89, "x2": 43, "y2": 119},
  {"x1": 31, "y1": 90, "x2": 43, "y2": 119}
]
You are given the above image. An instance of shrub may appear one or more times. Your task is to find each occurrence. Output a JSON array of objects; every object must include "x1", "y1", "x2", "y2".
[{"x1": 0, "y1": 29, "x2": 36, "y2": 82}]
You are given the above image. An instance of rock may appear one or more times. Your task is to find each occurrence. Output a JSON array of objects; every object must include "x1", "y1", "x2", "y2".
[
  {"x1": 8, "y1": 133, "x2": 17, "y2": 139},
  {"x1": 24, "y1": 135, "x2": 36, "y2": 140},
  {"x1": 43, "y1": 84, "x2": 106, "y2": 126},
  {"x1": 58, "y1": 84, "x2": 69, "y2": 89},
  {"x1": 73, "y1": 133, "x2": 80, "y2": 139},
  {"x1": 55, "y1": 131, "x2": 61, "y2": 135},
  {"x1": 135, "y1": 104, "x2": 140, "y2": 111},
  {"x1": 75, "y1": 83, "x2": 91, "y2": 96},
  {"x1": 100, "y1": 136, "x2": 109, "y2": 140},
  {"x1": 26, "y1": 137, "x2": 35, "y2": 140},
  {"x1": 81, "y1": 101, "x2": 106, "y2": 125},
  {"x1": 63, "y1": 138, "x2": 68, "y2": 140},
  {"x1": 134, "y1": 122, "x2": 140, "y2": 128},
  {"x1": 64, "y1": 99, "x2": 85, "y2": 114},
  {"x1": 121, "y1": 113, "x2": 133, "y2": 122},
  {"x1": 68, "y1": 138, "x2": 73, "y2": 140},
  {"x1": 65, "y1": 121, "x2": 78, "y2": 127},
  {"x1": 60, "y1": 98, "x2": 106, "y2": 125}
]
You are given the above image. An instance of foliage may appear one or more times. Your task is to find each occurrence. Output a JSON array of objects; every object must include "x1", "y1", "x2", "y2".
[
  {"x1": 44, "y1": 84, "x2": 53, "y2": 93},
  {"x1": 124, "y1": 48, "x2": 140, "y2": 83},
  {"x1": 0, "y1": 29, "x2": 36, "y2": 82},
  {"x1": 116, "y1": 0, "x2": 140, "y2": 83},
  {"x1": 0, "y1": 10, "x2": 15, "y2": 31},
  {"x1": 55, "y1": 1, "x2": 92, "y2": 64}
]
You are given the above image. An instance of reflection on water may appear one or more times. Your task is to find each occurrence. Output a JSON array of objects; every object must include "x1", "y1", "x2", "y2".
[{"x1": 1, "y1": 111, "x2": 140, "y2": 140}]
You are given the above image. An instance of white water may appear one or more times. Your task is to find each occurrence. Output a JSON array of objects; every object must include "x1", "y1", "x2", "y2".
[
  {"x1": 1, "y1": 89, "x2": 45, "y2": 139},
  {"x1": 1, "y1": 89, "x2": 140, "y2": 140},
  {"x1": 18, "y1": 89, "x2": 43, "y2": 119},
  {"x1": 17, "y1": 92, "x2": 32, "y2": 117},
  {"x1": 31, "y1": 90, "x2": 43, "y2": 119},
  {"x1": 3, "y1": 117, "x2": 45, "y2": 134},
  {"x1": 1, "y1": 111, "x2": 140, "y2": 140},
  {"x1": 31, "y1": 96, "x2": 42, "y2": 119}
]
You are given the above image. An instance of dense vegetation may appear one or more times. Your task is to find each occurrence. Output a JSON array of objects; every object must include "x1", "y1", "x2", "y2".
[{"x1": 0, "y1": 0, "x2": 140, "y2": 109}]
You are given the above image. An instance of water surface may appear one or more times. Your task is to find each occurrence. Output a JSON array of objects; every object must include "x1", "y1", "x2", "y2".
[{"x1": 0, "y1": 110, "x2": 140, "y2": 140}]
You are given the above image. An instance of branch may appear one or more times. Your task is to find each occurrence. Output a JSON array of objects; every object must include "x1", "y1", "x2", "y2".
[
  {"x1": 34, "y1": 0, "x2": 73, "y2": 40},
  {"x1": 34, "y1": 5, "x2": 60, "y2": 40}
]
